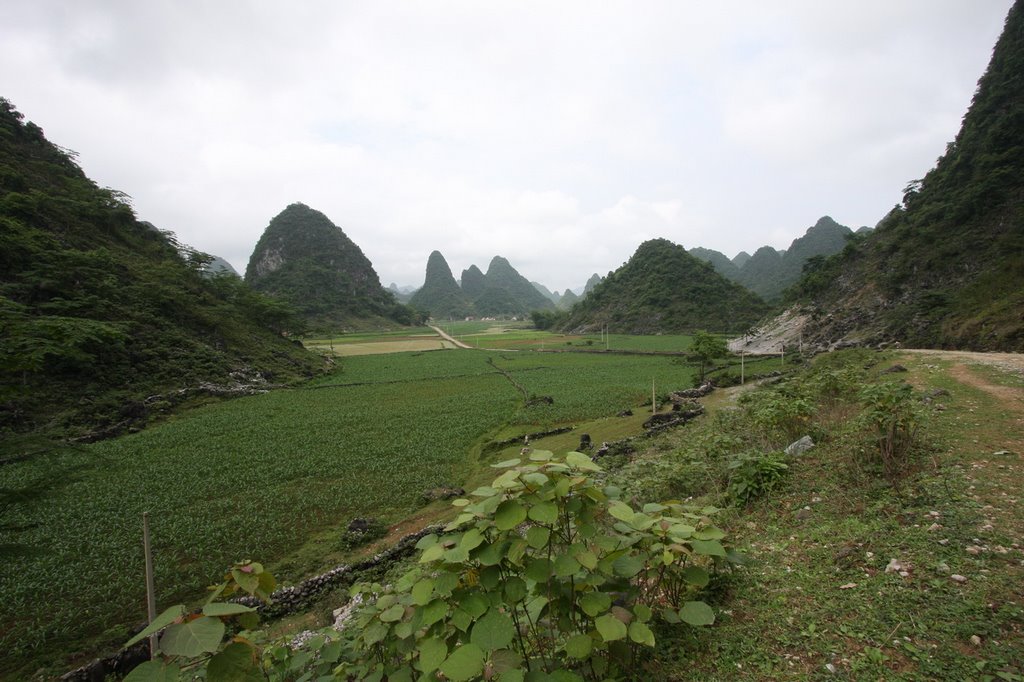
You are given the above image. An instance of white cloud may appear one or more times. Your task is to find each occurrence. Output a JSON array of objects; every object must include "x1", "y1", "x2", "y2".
[{"x1": 0, "y1": 0, "x2": 1014, "y2": 290}]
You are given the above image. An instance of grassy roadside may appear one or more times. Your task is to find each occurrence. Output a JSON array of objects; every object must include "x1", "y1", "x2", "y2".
[{"x1": 632, "y1": 351, "x2": 1024, "y2": 681}]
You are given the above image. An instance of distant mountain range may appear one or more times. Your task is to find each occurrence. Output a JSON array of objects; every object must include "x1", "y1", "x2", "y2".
[
  {"x1": 688, "y1": 216, "x2": 867, "y2": 301},
  {"x1": 408, "y1": 252, "x2": 563, "y2": 318}
]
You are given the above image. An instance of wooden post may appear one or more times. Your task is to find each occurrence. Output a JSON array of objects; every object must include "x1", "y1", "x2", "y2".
[
  {"x1": 651, "y1": 378, "x2": 656, "y2": 414},
  {"x1": 781, "y1": 344, "x2": 785, "y2": 365},
  {"x1": 741, "y1": 351, "x2": 745, "y2": 385},
  {"x1": 143, "y1": 512, "x2": 157, "y2": 658}
]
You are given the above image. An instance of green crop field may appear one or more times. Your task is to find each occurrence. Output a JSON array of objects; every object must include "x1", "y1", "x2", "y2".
[{"x1": 0, "y1": 343, "x2": 783, "y2": 674}]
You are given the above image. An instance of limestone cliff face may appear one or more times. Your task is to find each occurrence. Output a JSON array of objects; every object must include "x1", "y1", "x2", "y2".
[{"x1": 244, "y1": 203, "x2": 396, "y2": 326}]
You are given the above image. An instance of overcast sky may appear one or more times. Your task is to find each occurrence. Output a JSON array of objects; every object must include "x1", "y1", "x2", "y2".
[{"x1": 1, "y1": 1, "x2": 1013, "y2": 292}]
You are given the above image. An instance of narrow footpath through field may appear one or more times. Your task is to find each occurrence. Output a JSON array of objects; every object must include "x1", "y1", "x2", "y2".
[{"x1": 429, "y1": 324, "x2": 473, "y2": 349}]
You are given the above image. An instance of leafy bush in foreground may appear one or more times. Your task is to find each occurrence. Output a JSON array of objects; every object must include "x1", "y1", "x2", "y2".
[{"x1": 328, "y1": 450, "x2": 740, "y2": 680}]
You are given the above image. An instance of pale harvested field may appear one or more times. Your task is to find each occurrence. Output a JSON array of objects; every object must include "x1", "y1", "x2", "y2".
[{"x1": 306, "y1": 338, "x2": 455, "y2": 356}]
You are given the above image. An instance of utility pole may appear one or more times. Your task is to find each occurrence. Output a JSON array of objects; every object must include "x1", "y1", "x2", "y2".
[
  {"x1": 143, "y1": 512, "x2": 157, "y2": 658},
  {"x1": 741, "y1": 351, "x2": 745, "y2": 385}
]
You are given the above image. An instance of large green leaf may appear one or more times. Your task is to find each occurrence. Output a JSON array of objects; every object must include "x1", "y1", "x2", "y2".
[
  {"x1": 525, "y1": 558, "x2": 552, "y2": 582},
  {"x1": 123, "y1": 661, "x2": 180, "y2": 682},
  {"x1": 527, "y1": 501, "x2": 558, "y2": 525},
  {"x1": 159, "y1": 616, "x2": 225, "y2": 657},
  {"x1": 564, "y1": 633, "x2": 592, "y2": 659},
  {"x1": 460, "y1": 592, "x2": 489, "y2": 618},
  {"x1": 595, "y1": 613, "x2": 627, "y2": 641},
  {"x1": 553, "y1": 553, "x2": 580, "y2": 577},
  {"x1": 417, "y1": 637, "x2": 447, "y2": 673},
  {"x1": 690, "y1": 540, "x2": 727, "y2": 557},
  {"x1": 474, "y1": 540, "x2": 509, "y2": 566},
  {"x1": 411, "y1": 578, "x2": 434, "y2": 606},
  {"x1": 379, "y1": 604, "x2": 405, "y2": 622},
  {"x1": 231, "y1": 567, "x2": 259, "y2": 594},
  {"x1": 612, "y1": 554, "x2": 644, "y2": 578},
  {"x1": 607, "y1": 501, "x2": 635, "y2": 522},
  {"x1": 206, "y1": 642, "x2": 262, "y2": 682},
  {"x1": 681, "y1": 566, "x2": 710, "y2": 587},
  {"x1": 419, "y1": 543, "x2": 445, "y2": 563},
  {"x1": 504, "y1": 576, "x2": 528, "y2": 603},
  {"x1": 421, "y1": 599, "x2": 448, "y2": 626},
  {"x1": 628, "y1": 621, "x2": 656, "y2": 647},
  {"x1": 495, "y1": 500, "x2": 527, "y2": 530},
  {"x1": 460, "y1": 528, "x2": 485, "y2": 551},
  {"x1": 565, "y1": 451, "x2": 601, "y2": 471},
  {"x1": 438, "y1": 642, "x2": 486, "y2": 681},
  {"x1": 125, "y1": 605, "x2": 186, "y2": 648},
  {"x1": 470, "y1": 608, "x2": 516, "y2": 651},
  {"x1": 526, "y1": 525, "x2": 550, "y2": 549},
  {"x1": 679, "y1": 601, "x2": 715, "y2": 626},
  {"x1": 202, "y1": 603, "x2": 256, "y2": 617},
  {"x1": 579, "y1": 591, "x2": 611, "y2": 617}
]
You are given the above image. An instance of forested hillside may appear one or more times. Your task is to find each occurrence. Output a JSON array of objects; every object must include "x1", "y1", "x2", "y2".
[
  {"x1": 245, "y1": 203, "x2": 417, "y2": 329},
  {"x1": 559, "y1": 238, "x2": 767, "y2": 333},
  {"x1": 0, "y1": 99, "x2": 321, "y2": 441},
  {"x1": 790, "y1": 2, "x2": 1024, "y2": 350}
]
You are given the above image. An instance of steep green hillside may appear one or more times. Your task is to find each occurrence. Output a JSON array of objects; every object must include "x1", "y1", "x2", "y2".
[
  {"x1": 558, "y1": 288, "x2": 580, "y2": 309},
  {"x1": 477, "y1": 256, "x2": 555, "y2": 314},
  {"x1": 688, "y1": 246, "x2": 742, "y2": 281},
  {"x1": 245, "y1": 203, "x2": 414, "y2": 329},
  {"x1": 409, "y1": 250, "x2": 471, "y2": 318},
  {"x1": 560, "y1": 239, "x2": 768, "y2": 333},
  {"x1": 720, "y1": 216, "x2": 853, "y2": 301},
  {"x1": 792, "y1": 2, "x2": 1024, "y2": 350},
  {"x1": 459, "y1": 264, "x2": 487, "y2": 299},
  {"x1": 0, "y1": 99, "x2": 320, "y2": 440}
]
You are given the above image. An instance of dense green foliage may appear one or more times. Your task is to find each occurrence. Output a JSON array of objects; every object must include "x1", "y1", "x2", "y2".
[
  {"x1": 329, "y1": 452, "x2": 736, "y2": 680},
  {"x1": 689, "y1": 330, "x2": 728, "y2": 381},
  {"x1": 789, "y1": 2, "x2": 1024, "y2": 350},
  {"x1": 244, "y1": 203, "x2": 419, "y2": 329},
  {"x1": 0, "y1": 99, "x2": 320, "y2": 440},
  {"x1": 559, "y1": 239, "x2": 768, "y2": 334}
]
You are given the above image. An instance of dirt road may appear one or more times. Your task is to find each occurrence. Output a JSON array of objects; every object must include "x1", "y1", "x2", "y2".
[{"x1": 429, "y1": 325, "x2": 473, "y2": 349}]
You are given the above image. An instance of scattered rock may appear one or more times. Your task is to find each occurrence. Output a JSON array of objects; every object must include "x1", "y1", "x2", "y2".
[
  {"x1": 616, "y1": 409, "x2": 633, "y2": 417},
  {"x1": 785, "y1": 435, "x2": 815, "y2": 457},
  {"x1": 970, "y1": 635, "x2": 982, "y2": 647},
  {"x1": 951, "y1": 574, "x2": 968, "y2": 584},
  {"x1": 578, "y1": 433, "x2": 592, "y2": 451},
  {"x1": 671, "y1": 382, "x2": 714, "y2": 400},
  {"x1": 421, "y1": 486, "x2": 465, "y2": 502},
  {"x1": 881, "y1": 364, "x2": 908, "y2": 374},
  {"x1": 839, "y1": 582, "x2": 858, "y2": 590}
]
